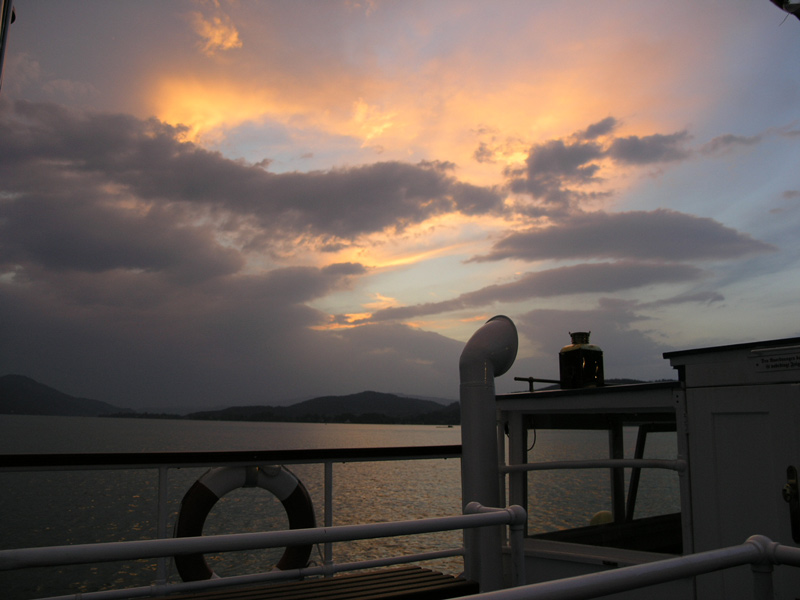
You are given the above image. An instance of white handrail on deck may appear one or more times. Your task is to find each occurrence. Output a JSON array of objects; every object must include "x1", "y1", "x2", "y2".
[
  {"x1": 458, "y1": 534, "x2": 800, "y2": 600},
  {"x1": 33, "y1": 549, "x2": 466, "y2": 600},
  {"x1": 0, "y1": 446, "x2": 464, "y2": 594},
  {"x1": 0, "y1": 503, "x2": 527, "y2": 600}
]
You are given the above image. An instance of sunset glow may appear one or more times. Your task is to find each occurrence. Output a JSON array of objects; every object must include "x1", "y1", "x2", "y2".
[{"x1": 2, "y1": 1, "x2": 799, "y2": 408}]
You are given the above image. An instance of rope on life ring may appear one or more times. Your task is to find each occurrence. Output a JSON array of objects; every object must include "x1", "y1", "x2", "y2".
[{"x1": 173, "y1": 465, "x2": 316, "y2": 581}]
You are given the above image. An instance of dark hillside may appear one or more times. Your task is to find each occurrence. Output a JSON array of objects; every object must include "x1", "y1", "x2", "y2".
[
  {"x1": 185, "y1": 391, "x2": 455, "y2": 424},
  {"x1": 0, "y1": 374, "x2": 126, "y2": 416},
  {"x1": 285, "y1": 391, "x2": 446, "y2": 418}
]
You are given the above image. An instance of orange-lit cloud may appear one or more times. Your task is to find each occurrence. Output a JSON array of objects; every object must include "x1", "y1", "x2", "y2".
[
  {"x1": 460, "y1": 314, "x2": 490, "y2": 323},
  {"x1": 323, "y1": 211, "x2": 513, "y2": 272},
  {"x1": 352, "y1": 98, "x2": 398, "y2": 144},
  {"x1": 364, "y1": 293, "x2": 399, "y2": 311},
  {"x1": 146, "y1": 0, "x2": 717, "y2": 197},
  {"x1": 150, "y1": 78, "x2": 285, "y2": 142},
  {"x1": 190, "y1": 11, "x2": 242, "y2": 56}
]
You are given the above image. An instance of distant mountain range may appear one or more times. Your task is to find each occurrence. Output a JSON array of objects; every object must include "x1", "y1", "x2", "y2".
[
  {"x1": 183, "y1": 391, "x2": 459, "y2": 425},
  {"x1": 0, "y1": 374, "x2": 127, "y2": 416},
  {"x1": 1, "y1": 373, "x2": 654, "y2": 425},
  {"x1": 0, "y1": 375, "x2": 460, "y2": 425}
]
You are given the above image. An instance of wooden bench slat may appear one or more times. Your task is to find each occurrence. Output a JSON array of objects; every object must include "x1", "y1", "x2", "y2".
[
  {"x1": 170, "y1": 566, "x2": 428, "y2": 600},
  {"x1": 350, "y1": 578, "x2": 478, "y2": 600},
  {"x1": 169, "y1": 566, "x2": 420, "y2": 600},
  {"x1": 154, "y1": 567, "x2": 478, "y2": 600}
]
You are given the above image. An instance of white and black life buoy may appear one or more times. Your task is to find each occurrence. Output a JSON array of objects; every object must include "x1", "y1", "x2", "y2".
[{"x1": 174, "y1": 465, "x2": 316, "y2": 581}]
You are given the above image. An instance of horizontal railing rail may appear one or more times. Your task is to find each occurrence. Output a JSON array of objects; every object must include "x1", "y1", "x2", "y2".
[
  {"x1": 0, "y1": 503, "x2": 527, "y2": 600},
  {"x1": 500, "y1": 458, "x2": 686, "y2": 474},
  {"x1": 0, "y1": 504, "x2": 524, "y2": 571},
  {"x1": 456, "y1": 535, "x2": 800, "y2": 600},
  {"x1": 0, "y1": 444, "x2": 463, "y2": 471},
  {"x1": 30, "y1": 550, "x2": 468, "y2": 600}
]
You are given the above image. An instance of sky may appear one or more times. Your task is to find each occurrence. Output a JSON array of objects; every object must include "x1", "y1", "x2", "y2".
[{"x1": 1, "y1": 1, "x2": 799, "y2": 410}]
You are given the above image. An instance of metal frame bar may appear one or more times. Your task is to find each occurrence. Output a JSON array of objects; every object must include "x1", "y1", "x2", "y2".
[
  {"x1": 500, "y1": 458, "x2": 686, "y2": 473},
  {"x1": 0, "y1": 505, "x2": 525, "y2": 570},
  {"x1": 455, "y1": 535, "x2": 800, "y2": 600},
  {"x1": 0, "y1": 446, "x2": 462, "y2": 471}
]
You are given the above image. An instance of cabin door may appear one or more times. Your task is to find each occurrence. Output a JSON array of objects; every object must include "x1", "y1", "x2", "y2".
[{"x1": 686, "y1": 383, "x2": 800, "y2": 599}]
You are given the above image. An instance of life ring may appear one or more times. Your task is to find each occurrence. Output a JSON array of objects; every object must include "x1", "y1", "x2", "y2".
[{"x1": 174, "y1": 465, "x2": 316, "y2": 581}]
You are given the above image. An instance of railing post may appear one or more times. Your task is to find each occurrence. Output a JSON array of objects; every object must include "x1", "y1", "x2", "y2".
[
  {"x1": 751, "y1": 562, "x2": 774, "y2": 600},
  {"x1": 507, "y1": 505, "x2": 526, "y2": 588},
  {"x1": 156, "y1": 466, "x2": 169, "y2": 584},
  {"x1": 324, "y1": 460, "x2": 334, "y2": 575},
  {"x1": 464, "y1": 503, "x2": 527, "y2": 590}
]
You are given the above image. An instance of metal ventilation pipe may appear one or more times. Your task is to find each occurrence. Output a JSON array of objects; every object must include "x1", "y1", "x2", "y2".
[{"x1": 460, "y1": 315, "x2": 518, "y2": 591}]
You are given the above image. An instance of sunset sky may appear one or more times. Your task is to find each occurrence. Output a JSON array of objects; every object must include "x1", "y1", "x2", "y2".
[{"x1": 1, "y1": 1, "x2": 799, "y2": 410}]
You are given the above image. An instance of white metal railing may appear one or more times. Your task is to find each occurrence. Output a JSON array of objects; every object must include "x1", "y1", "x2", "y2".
[
  {"x1": 9, "y1": 449, "x2": 800, "y2": 600},
  {"x1": 0, "y1": 502, "x2": 527, "y2": 600},
  {"x1": 0, "y1": 447, "x2": 495, "y2": 599},
  {"x1": 1, "y1": 445, "x2": 462, "y2": 588},
  {"x1": 456, "y1": 534, "x2": 800, "y2": 600}
]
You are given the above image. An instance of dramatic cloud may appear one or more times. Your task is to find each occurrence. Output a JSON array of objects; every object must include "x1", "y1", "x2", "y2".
[
  {"x1": 0, "y1": 100, "x2": 495, "y2": 406},
  {"x1": 364, "y1": 261, "x2": 705, "y2": 323},
  {"x1": 3, "y1": 2, "x2": 799, "y2": 409},
  {"x1": 701, "y1": 133, "x2": 763, "y2": 155},
  {"x1": 471, "y1": 210, "x2": 775, "y2": 263},
  {"x1": 506, "y1": 122, "x2": 693, "y2": 215},
  {"x1": 640, "y1": 290, "x2": 725, "y2": 309},
  {"x1": 0, "y1": 100, "x2": 505, "y2": 257},
  {"x1": 0, "y1": 198, "x2": 243, "y2": 283},
  {"x1": 190, "y1": 4, "x2": 243, "y2": 56},
  {"x1": 606, "y1": 131, "x2": 691, "y2": 165},
  {"x1": 579, "y1": 117, "x2": 619, "y2": 140},
  {"x1": 507, "y1": 139, "x2": 604, "y2": 209}
]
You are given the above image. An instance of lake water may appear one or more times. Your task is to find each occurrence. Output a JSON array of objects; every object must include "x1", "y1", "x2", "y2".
[{"x1": 0, "y1": 415, "x2": 680, "y2": 599}]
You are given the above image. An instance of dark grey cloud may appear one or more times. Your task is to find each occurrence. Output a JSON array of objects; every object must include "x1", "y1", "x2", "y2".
[
  {"x1": 321, "y1": 262, "x2": 367, "y2": 276},
  {"x1": 265, "y1": 162, "x2": 502, "y2": 237},
  {"x1": 471, "y1": 209, "x2": 775, "y2": 263},
  {"x1": 474, "y1": 141, "x2": 495, "y2": 163},
  {"x1": 508, "y1": 139, "x2": 604, "y2": 199},
  {"x1": 451, "y1": 182, "x2": 505, "y2": 215},
  {"x1": 700, "y1": 133, "x2": 763, "y2": 155},
  {"x1": 639, "y1": 290, "x2": 724, "y2": 308},
  {"x1": 0, "y1": 197, "x2": 243, "y2": 283},
  {"x1": 364, "y1": 261, "x2": 704, "y2": 322},
  {"x1": 579, "y1": 117, "x2": 619, "y2": 140},
  {"x1": 699, "y1": 123, "x2": 800, "y2": 156},
  {"x1": 606, "y1": 131, "x2": 691, "y2": 164},
  {"x1": 505, "y1": 123, "x2": 692, "y2": 214}
]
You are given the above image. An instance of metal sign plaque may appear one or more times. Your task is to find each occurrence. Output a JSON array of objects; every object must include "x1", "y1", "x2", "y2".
[{"x1": 752, "y1": 352, "x2": 800, "y2": 373}]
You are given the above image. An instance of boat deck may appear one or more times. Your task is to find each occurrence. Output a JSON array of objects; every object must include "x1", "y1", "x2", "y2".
[{"x1": 145, "y1": 566, "x2": 479, "y2": 600}]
